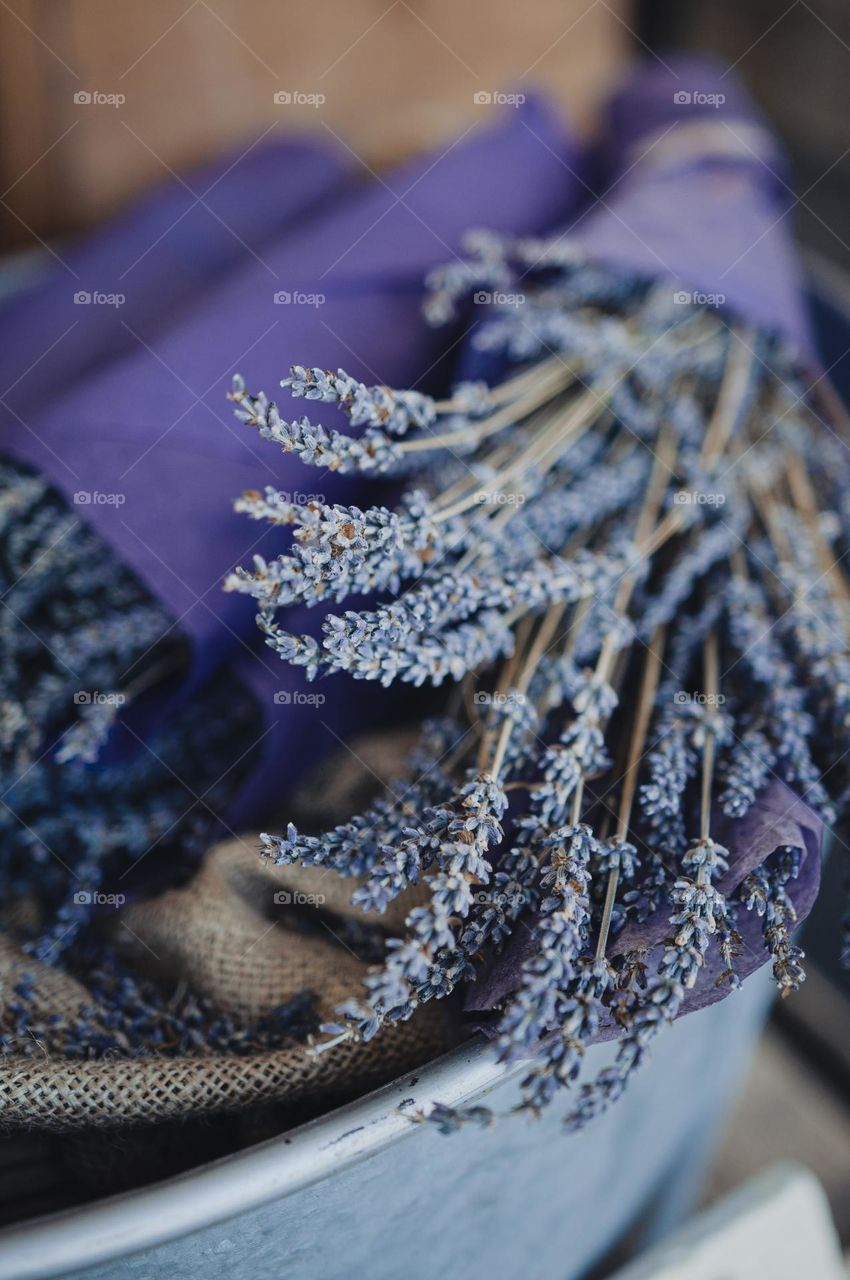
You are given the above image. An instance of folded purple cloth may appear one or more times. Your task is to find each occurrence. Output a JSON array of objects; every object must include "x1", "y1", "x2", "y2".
[
  {"x1": 0, "y1": 136, "x2": 349, "y2": 420},
  {"x1": 0, "y1": 59, "x2": 827, "y2": 1022},
  {"x1": 460, "y1": 58, "x2": 826, "y2": 1029},
  {"x1": 2, "y1": 97, "x2": 585, "y2": 689},
  {"x1": 465, "y1": 781, "x2": 822, "y2": 1031},
  {"x1": 570, "y1": 55, "x2": 815, "y2": 361}
]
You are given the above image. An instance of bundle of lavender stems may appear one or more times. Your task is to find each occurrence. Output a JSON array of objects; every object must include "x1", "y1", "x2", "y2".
[
  {"x1": 0, "y1": 462, "x2": 260, "y2": 962},
  {"x1": 227, "y1": 98, "x2": 850, "y2": 1120},
  {"x1": 2, "y1": 99, "x2": 589, "y2": 1071},
  {"x1": 0, "y1": 140, "x2": 359, "y2": 977}
]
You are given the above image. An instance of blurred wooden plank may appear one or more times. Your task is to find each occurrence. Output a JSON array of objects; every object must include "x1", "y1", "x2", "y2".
[
  {"x1": 611, "y1": 1164, "x2": 845, "y2": 1280},
  {"x1": 774, "y1": 961, "x2": 850, "y2": 1101},
  {"x1": 704, "y1": 1026, "x2": 850, "y2": 1242},
  {"x1": 0, "y1": 0, "x2": 631, "y2": 248},
  {"x1": 0, "y1": 1, "x2": 74, "y2": 246}
]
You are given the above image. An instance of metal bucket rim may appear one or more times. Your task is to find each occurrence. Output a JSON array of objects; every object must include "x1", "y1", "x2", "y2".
[
  {"x1": 0, "y1": 1034, "x2": 526, "y2": 1280},
  {"x1": 2, "y1": 264, "x2": 843, "y2": 1280}
]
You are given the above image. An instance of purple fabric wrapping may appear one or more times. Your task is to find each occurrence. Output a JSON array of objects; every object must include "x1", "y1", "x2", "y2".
[
  {"x1": 457, "y1": 63, "x2": 827, "y2": 1030},
  {"x1": 0, "y1": 97, "x2": 582, "y2": 691},
  {"x1": 0, "y1": 99, "x2": 589, "y2": 817},
  {"x1": 0, "y1": 137, "x2": 349, "y2": 421},
  {"x1": 2, "y1": 68, "x2": 826, "y2": 1002},
  {"x1": 464, "y1": 781, "x2": 823, "y2": 1035},
  {"x1": 567, "y1": 55, "x2": 817, "y2": 362},
  {"x1": 223, "y1": 100, "x2": 596, "y2": 821}
]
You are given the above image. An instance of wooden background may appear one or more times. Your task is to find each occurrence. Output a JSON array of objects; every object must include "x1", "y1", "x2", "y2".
[{"x1": 0, "y1": 0, "x2": 630, "y2": 250}]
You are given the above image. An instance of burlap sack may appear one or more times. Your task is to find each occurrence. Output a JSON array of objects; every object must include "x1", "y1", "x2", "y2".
[{"x1": 0, "y1": 734, "x2": 450, "y2": 1135}]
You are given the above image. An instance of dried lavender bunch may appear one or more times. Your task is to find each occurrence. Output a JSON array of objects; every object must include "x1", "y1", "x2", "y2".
[
  {"x1": 229, "y1": 239, "x2": 850, "y2": 1128},
  {"x1": 3, "y1": 681, "x2": 259, "y2": 966},
  {"x1": 2, "y1": 941, "x2": 317, "y2": 1060},
  {"x1": 739, "y1": 846, "x2": 806, "y2": 997},
  {"x1": 0, "y1": 460, "x2": 274, "y2": 1064}
]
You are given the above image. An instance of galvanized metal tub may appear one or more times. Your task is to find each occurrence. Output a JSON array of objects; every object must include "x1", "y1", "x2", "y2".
[
  {"x1": 4, "y1": 258, "x2": 846, "y2": 1280},
  {"x1": 0, "y1": 971, "x2": 772, "y2": 1280}
]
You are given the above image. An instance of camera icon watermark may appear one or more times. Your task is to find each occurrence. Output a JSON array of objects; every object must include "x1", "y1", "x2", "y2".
[
  {"x1": 74, "y1": 290, "x2": 125, "y2": 307},
  {"x1": 74, "y1": 90, "x2": 126, "y2": 108},
  {"x1": 272, "y1": 90, "x2": 325, "y2": 108},
  {"x1": 673, "y1": 490, "x2": 725, "y2": 507},
  {"x1": 73, "y1": 890, "x2": 126, "y2": 907},
  {"x1": 273, "y1": 690, "x2": 326, "y2": 706},
  {"x1": 273, "y1": 889, "x2": 326, "y2": 905},
  {"x1": 672, "y1": 289, "x2": 725, "y2": 308},
  {"x1": 265, "y1": 490, "x2": 325, "y2": 508},
  {"x1": 474, "y1": 490, "x2": 526, "y2": 507},
  {"x1": 73, "y1": 491, "x2": 126, "y2": 506},
  {"x1": 673, "y1": 89, "x2": 725, "y2": 108},
  {"x1": 473, "y1": 690, "x2": 527, "y2": 706},
  {"x1": 674, "y1": 691, "x2": 726, "y2": 707},
  {"x1": 273, "y1": 291, "x2": 325, "y2": 307},
  {"x1": 473, "y1": 91, "x2": 526, "y2": 108},
  {"x1": 470, "y1": 888, "x2": 527, "y2": 909},
  {"x1": 473, "y1": 290, "x2": 525, "y2": 307},
  {"x1": 74, "y1": 690, "x2": 126, "y2": 707}
]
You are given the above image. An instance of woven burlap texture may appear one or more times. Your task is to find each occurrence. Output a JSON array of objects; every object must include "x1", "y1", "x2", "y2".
[{"x1": 0, "y1": 833, "x2": 446, "y2": 1132}]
